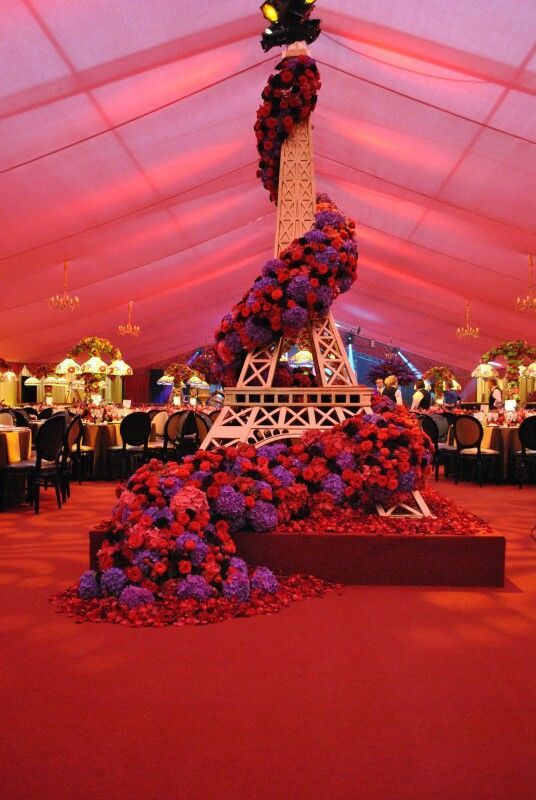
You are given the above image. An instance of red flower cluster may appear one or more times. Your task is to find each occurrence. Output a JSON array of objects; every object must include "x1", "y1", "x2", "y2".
[
  {"x1": 255, "y1": 55, "x2": 321, "y2": 202},
  {"x1": 214, "y1": 195, "x2": 358, "y2": 385}
]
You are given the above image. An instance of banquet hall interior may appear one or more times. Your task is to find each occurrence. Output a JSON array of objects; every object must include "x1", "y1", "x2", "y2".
[{"x1": 1, "y1": 2, "x2": 535, "y2": 799}]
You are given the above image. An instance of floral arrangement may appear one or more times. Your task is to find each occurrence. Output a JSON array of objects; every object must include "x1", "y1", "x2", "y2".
[
  {"x1": 367, "y1": 354, "x2": 415, "y2": 386},
  {"x1": 422, "y1": 366, "x2": 458, "y2": 397},
  {"x1": 163, "y1": 362, "x2": 205, "y2": 390},
  {"x1": 481, "y1": 340, "x2": 536, "y2": 400},
  {"x1": 70, "y1": 336, "x2": 121, "y2": 360},
  {"x1": 255, "y1": 55, "x2": 321, "y2": 202},
  {"x1": 189, "y1": 347, "x2": 219, "y2": 386},
  {"x1": 52, "y1": 397, "x2": 431, "y2": 626},
  {"x1": 214, "y1": 194, "x2": 358, "y2": 385},
  {"x1": 527, "y1": 390, "x2": 536, "y2": 403}
]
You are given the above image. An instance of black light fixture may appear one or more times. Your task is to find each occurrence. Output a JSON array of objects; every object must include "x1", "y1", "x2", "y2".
[{"x1": 260, "y1": 1, "x2": 321, "y2": 52}]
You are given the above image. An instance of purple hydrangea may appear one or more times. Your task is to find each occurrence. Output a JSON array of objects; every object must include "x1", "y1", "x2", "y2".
[
  {"x1": 315, "y1": 210, "x2": 345, "y2": 228},
  {"x1": 314, "y1": 285, "x2": 334, "y2": 314},
  {"x1": 223, "y1": 571, "x2": 250, "y2": 603},
  {"x1": 175, "y1": 532, "x2": 209, "y2": 567},
  {"x1": 214, "y1": 485, "x2": 246, "y2": 520},
  {"x1": 176, "y1": 575, "x2": 215, "y2": 602},
  {"x1": 335, "y1": 452, "x2": 357, "y2": 471},
  {"x1": 224, "y1": 331, "x2": 243, "y2": 354},
  {"x1": 303, "y1": 229, "x2": 327, "y2": 244},
  {"x1": 287, "y1": 275, "x2": 312, "y2": 303},
  {"x1": 282, "y1": 305, "x2": 308, "y2": 330},
  {"x1": 132, "y1": 549, "x2": 160, "y2": 575},
  {"x1": 398, "y1": 469, "x2": 417, "y2": 493},
  {"x1": 262, "y1": 258, "x2": 284, "y2": 278},
  {"x1": 190, "y1": 470, "x2": 211, "y2": 483},
  {"x1": 146, "y1": 506, "x2": 174, "y2": 527},
  {"x1": 251, "y1": 567, "x2": 279, "y2": 594},
  {"x1": 257, "y1": 442, "x2": 289, "y2": 461},
  {"x1": 315, "y1": 246, "x2": 338, "y2": 264},
  {"x1": 321, "y1": 473, "x2": 346, "y2": 503},
  {"x1": 158, "y1": 476, "x2": 184, "y2": 500},
  {"x1": 252, "y1": 276, "x2": 277, "y2": 292},
  {"x1": 100, "y1": 567, "x2": 127, "y2": 597},
  {"x1": 272, "y1": 465, "x2": 294, "y2": 487},
  {"x1": 244, "y1": 317, "x2": 273, "y2": 346},
  {"x1": 121, "y1": 506, "x2": 131, "y2": 524},
  {"x1": 119, "y1": 586, "x2": 155, "y2": 609},
  {"x1": 229, "y1": 557, "x2": 248, "y2": 574},
  {"x1": 247, "y1": 500, "x2": 278, "y2": 532},
  {"x1": 78, "y1": 570, "x2": 99, "y2": 600},
  {"x1": 337, "y1": 274, "x2": 353, "y2": 293}
]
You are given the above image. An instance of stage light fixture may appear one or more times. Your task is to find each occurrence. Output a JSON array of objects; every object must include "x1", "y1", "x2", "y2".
[
  {"x1": 260, "y1": 0, "x2": 321, "y2": 51},
  {"x1": 260, "y1": 2, "x2": 279, "y2": 23}
]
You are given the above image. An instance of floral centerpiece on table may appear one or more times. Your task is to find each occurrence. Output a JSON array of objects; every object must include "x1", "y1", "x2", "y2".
[
  {"x1": 422, "y1": 366, "x2": 458, "y2": 399},
  {"x1": 68, "y1": 337, "x2": 122, "y2": 401},
  {"x1": 189, "y1": 347, "x2": 219, "y2": 386},
  {"x1": 367, "y1": 353, "x2": 415, "y2": 386},
  {"x1": 481, "y1": 340, "x2": 536, "y2": 401}
]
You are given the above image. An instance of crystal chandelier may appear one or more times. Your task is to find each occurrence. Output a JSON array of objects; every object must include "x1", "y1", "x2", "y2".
[
  {"x1": 516, "y1": 254, "x2": 536, "y2": 313},
  {"x1": 456, "y1": 298, "x2": 479, "y2": 338},
  {"x1": 118, "y1": 301, "x2": 141, "y2": 337},
  {"x1": 49, "y1": 261, "x2": 80, "y2": 311}
]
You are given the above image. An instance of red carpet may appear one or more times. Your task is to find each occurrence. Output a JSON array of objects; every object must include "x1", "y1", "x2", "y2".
[{"x1": 1, "y1": 480, "x2": 535, "y2": 800}]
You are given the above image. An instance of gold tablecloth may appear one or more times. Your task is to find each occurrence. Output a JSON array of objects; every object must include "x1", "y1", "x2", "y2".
[
  {"x1": 83, "y1": 422, "x2": 155, "y2": 478},
  {"x1": 0, "y1": 428, "x2": 32, "y2": 467}
]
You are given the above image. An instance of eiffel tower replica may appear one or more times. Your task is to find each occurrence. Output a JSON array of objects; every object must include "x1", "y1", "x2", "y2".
[{"x1": 201, "y1": 43, "x2": 372, "y2": 450}]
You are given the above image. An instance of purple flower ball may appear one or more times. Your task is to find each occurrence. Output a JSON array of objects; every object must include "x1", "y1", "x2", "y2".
[
  {"x1": 337, "y1": 274, "x2": 353, "y2": 293},
  {"x1": 244, "y1": 317, "x2": 273, "y2": 346},
  {"x1": 146, "y1": 506, "x2": 174, "y2": 527},
  {"x1": 214, "y1": 485, "x2": 246, "y2": 520},
  {"x1": 315, "y1": 210, "x2": 345, "y2": 229},
  {"x1": 119, "y1": 586, "x2": 155, "y2": 609},
  {"x1": 262, "y1": 258, "x2": 284, "y2": 278},
  {"x1": 257, "y1": 442, "x2": 289, "y2": 461},
  {"x1": 335, "y1": 452, "x2": 357, "y2": 471},
  {"x1": 176, "y1": 575, "x2": 215, "y2": 602},
  {"x1": 282, "y1": 306, "x2": 308, "y2": 330},
  {"x1": 175, "y1": 533, "x2": 209, "y2": 567},
  {"x1": 223, "y1": 571, "x2": 250, "y2": 603},
  {"x1": 251, "y1": 567, "x2": 279, "y2": 594},
  {"x1": 398, "y1": 469, "x2": 417, "y2": 493},
  {"x1": 303, "y1": 229, "x2": 327, "y2": 244},
  {"x1": 225, "y1": 331, "x2": 243, "y2": 355},
  {"x1": 287, "y1": 275, "x2": 312, "y2": 303},
  {"x1": 247, "y1": 500, "x2": 278, "y2": 532},
  {"x1": 229, "y1": 557, "x2": 248, "y2": 574},
  {"x1": 321, "y1": 473, "x2": 346, "y2": 503},
  {"x1": 132, "y1": 549, "x2": 160, "y2": 575},
  {"x1": 271, "y1": 465, "x2": 294, "y2": 487},
  {"x1": 100, "y1": 567, "x2": 127, "y2": 597},
  {"x1": 78, "y1": 570, "x2": 99, "y2": 600}
]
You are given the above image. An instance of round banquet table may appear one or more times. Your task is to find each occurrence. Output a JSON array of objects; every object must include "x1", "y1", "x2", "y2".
[
  {"x1": 0, "y1": 426, "x2": 32, "y2": 467},
  {"x1": 482, "y1": 426, "x2": 520, "y2": 480},
  {"x1": 82, "y1": 421, "x2": 156, "y2": 479}
]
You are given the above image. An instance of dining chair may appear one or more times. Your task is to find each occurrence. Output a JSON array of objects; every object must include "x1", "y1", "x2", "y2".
[
  {"x1": 160, "y1": 411, "x2": 190, "y2": 461},
  {"x1": 0, "y1": 410, "x2": 16, "y2": 426},
  {"x1": 516, "y1": 416, "x2": 536, "y2": 488},
  {"x1": 107, "y1": 411, "x2": 152, "y2": 480},
  {"x1": 0, "y1": 415, "x2": 66, "y2": 513},
  {"x1": 419, "y1": 415, "x2": 455, "y2": 481},
  {"x1": 37, "y1": 407, "x2": 54, "y2": 420},
  {"x1": 453, "y1": 416, "x2": 501, "y2": 486},
  {"x1": 11, "y1": 409, "x2": 30, "y2": 427},
  {"x1": 59, "y1": 414, "x2": 84, "y2": 500},
  {"x1": 23, "y1": 407, "x2": 38, "y2": 419}
]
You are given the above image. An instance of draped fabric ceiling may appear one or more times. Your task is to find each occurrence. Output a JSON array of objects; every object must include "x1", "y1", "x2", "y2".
[{"x1": 1, "y1": 0, "x2": 535, "y2": 371}]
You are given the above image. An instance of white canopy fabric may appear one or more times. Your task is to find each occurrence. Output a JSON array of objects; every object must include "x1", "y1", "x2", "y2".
[{"x1": 1, "y1": 0, "x2": 535, "y2": 370}]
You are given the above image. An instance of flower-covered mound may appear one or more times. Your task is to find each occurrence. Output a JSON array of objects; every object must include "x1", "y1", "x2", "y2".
[
  {"x1": 51, "y1": 399, "x2": 432, "y2": 627},
  {"x1": 255, "y1": 55, "x2": 321, "y2": 203},
  {"x1": 214, "y1": 194, "x2": 358, "y2": 385},
  {"x1": 272, "y1": 489, "x2": 495, "y2": 537}
]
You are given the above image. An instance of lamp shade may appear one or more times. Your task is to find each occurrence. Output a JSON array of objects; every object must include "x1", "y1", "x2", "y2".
[
  {"x1": 109, "y1": 358, "x2": 133, "y2": 376},
  {"x1": 157, "y1": 374, "x2": 174, "y2": 385},
  {"x1": 524, "y1": 361, "x2": 536, "y2": 378},
  {"x1": 55, "y1": 357, "x2": 82, "y2": 375},
  {"x1": 80, "y1": 356, "x2": 110, "y2": 375},
  {"x1": 24, "y1": 376, "x2": 41, "y2": 386},
  {"x1": 43, "y1": 374, "x2": 68, "y2": 385},
  {"x1": 471, "y1": 362, "x2": 499, "y2": 378},
  {"x1": 0, "y1": 370, "x2": 18, "y2": 382},
  {"x1": 187, "y1": 373, "x2": 209, "y2": 388}
]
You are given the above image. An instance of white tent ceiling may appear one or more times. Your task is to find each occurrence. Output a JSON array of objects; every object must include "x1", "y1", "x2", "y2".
[{"x1": 1, "y1": 0, "x2": 535, "y2": 369}]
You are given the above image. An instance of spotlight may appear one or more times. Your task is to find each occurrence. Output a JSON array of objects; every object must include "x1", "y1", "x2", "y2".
[
  {"x1": 260, "y1": 2, "x2": 280, "y2": 23},
  {"x1": 260, "y1": 1, "x2": 321, "y2": 52}
]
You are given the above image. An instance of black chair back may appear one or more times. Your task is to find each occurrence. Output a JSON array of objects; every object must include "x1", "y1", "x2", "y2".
[
  {"x1": 12, "y1": 409, "x2": 30, "y2": 427},
  {"x1": 64, "y1": 414, "x2": 84, "y2": 453},
  {"x1": 419, "y1": 415, "x2": 439, "y2": 448},
  {"x1": 430, "y1": 413, "x2": 449, "y2": 441},
  {"x1": 163, "y1": 411, "x2": 190, "y2": 446},
  {"x1": 37, "y1": 407, "x2": 54, "y2": 420},
  {"x1": 197, "y1": 412, "x2": 214, "y2": 432},
  {"x1": 119, "y1": 412, "x2": 151, "y2": 447},
  {"x1": 453, "y1": 416, "x2": 483, "y2": 450},
  {"x1": 23, "y1": 406, "x2": 38, "y2": 419},
  {"x1": 442, "y1": 411, "x2": 457, "y2": 430},
  {"x1": 35, "y1": 415, "x2": 66, "y2": 463},
  {"x1": 519, "y1": 416, "x2": 536, "y2": 453}
]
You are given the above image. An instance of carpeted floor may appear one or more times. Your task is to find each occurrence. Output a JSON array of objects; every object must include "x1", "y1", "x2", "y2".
[{"x1": 1, "y1": 479, "x2": 535, "y2": 800}]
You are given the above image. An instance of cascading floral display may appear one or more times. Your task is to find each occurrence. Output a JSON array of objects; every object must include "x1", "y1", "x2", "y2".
[
  {"x1": 367, "y1": 354, "x2": 416, "y2": 387},
  {"x1": 163, "y1": 362, "x2": 205, "y2": 389},
  {"x1": 255, "y1": 55, "x2": 321, "y2": 203},
  {"x1": 214, "y1": 194, "x2": 358, "y2": 385},
  {"x1": 52, "y1": 398, "x2": 432, "y2": 626},
  {"x1": 481, "y1": 340, "x2": 536, "y2": 400},
  {"x1": 422, "y1": 366, "x2": 458, "y2": 397}
]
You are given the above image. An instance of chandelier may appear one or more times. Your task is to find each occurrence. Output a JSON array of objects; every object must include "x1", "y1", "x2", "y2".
[
  {"x1": 516, "y1": 254, "x2": 536, "y2": 314},
  {"x1": 118, "y1": 301, "x2": 141, "y2": 337},
  {"x1": 456, "y1": 298, "x2": 479, "y2": 339},
  {"x1": 49, "y1": 261, "x2": 80, "y2": 311}
]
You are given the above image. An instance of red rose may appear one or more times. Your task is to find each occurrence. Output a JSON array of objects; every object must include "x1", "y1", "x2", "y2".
[
  {"x1": 179, "y1": 560, "x2": 192, "y2": 575},
  {"x1": 125, "y1": 567, "x2": 143, "y2": 583}
]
